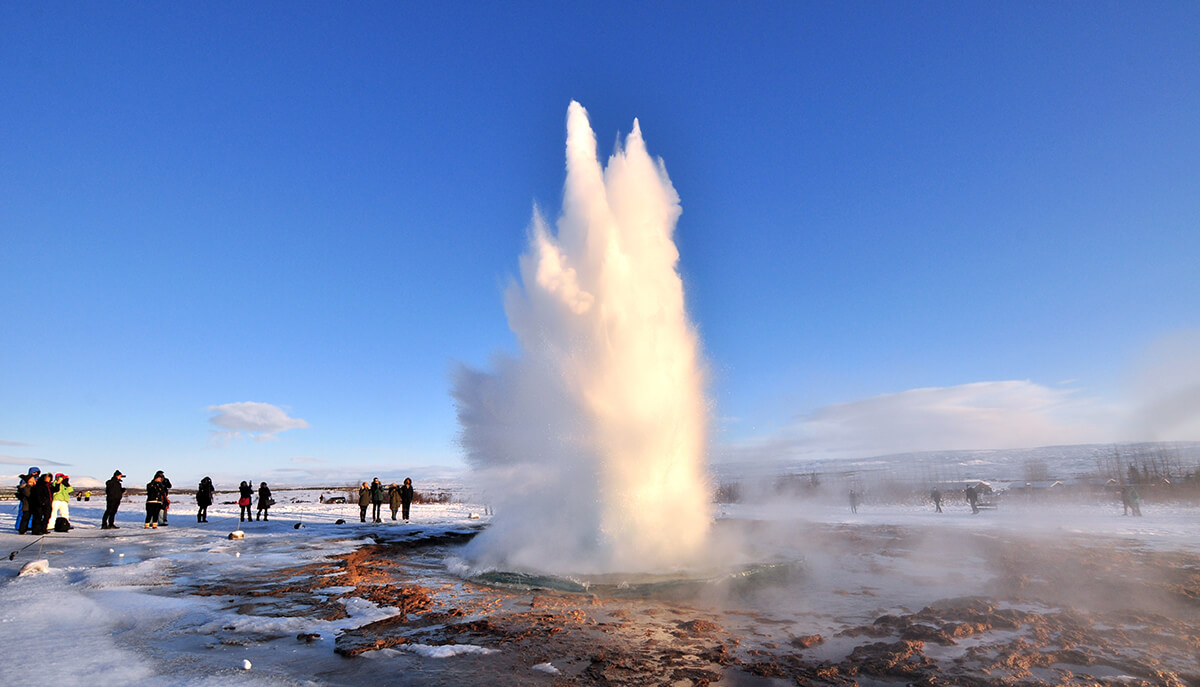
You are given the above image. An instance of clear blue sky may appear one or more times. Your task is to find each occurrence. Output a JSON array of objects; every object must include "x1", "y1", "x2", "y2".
[{"x1": 3, "y1": 2, "x2": 1198, "y2": 485}]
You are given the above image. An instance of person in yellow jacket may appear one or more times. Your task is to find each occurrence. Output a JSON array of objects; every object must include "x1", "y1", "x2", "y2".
[{"x1": 49, "y1": 473, "x2": 74, "y2": 530}]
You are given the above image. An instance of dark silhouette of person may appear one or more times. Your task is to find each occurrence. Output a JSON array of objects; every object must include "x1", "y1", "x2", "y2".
[
  {"x1": 848, "y1": 489, "x2": 859, "y2": 514},
  {"x1": 1128, "y1": 486, "x2": 1142, "y2": 516},
  {"x1": 102, "y1": 470, "x2": 126, "y2": 529},
  {"x1": 388, "y1": 483, "x2": 401, "y2": 520},
  {"x1": 17, "y1": 473, "x2": 37, "y2": 533},
  {"x1": 238, "y1": 481, "x2": 254, "y2": 522},
  {"x1": 964, "y1": 485, "x2": 980, "y2": 514},
  {"x1": 400, "y1": 478, "x2": 414, "y2": 522},
  {"x1": 370, "y1": 478, "x2": 384, "y2": 523},
  {"x1": 14, "y1": 467, "x2": 39, "y2": 532},
  {"x1": 145, "y1": 473, "x2": 167, "y2": 529},
  {"x1": 153, "y1": 470, "x2": 172, "y2": 526},
  {"x1": 256, "y1": 482, "x2": 272, "y2": 521},
  {"x1": 931, "y1": 487, "x2": 943, "y2": 513},
  {"x1": 196, "y1": 477, "x2": 215, "y2": 523},
  {"x1": 31, "y1": 473, "x2": 54, "y2": 534},
  {"x1": 358, "y1": 482, "x2": 371, "y2": 522}
]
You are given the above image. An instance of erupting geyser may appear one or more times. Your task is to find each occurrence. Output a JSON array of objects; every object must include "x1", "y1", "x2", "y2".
[{"x1": 454, "y1": 102, "x2": 712, "y2": 574}]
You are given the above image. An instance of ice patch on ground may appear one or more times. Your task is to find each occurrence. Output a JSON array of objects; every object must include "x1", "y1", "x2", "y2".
[
  {"x1": 196, "y1": 594, "x2": 400, "y2": 636},
  {"x1": 364, "y1": 643, "x2": 499, "y2": 659}
]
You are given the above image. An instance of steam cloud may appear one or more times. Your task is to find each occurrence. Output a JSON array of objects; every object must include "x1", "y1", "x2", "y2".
[{"x1": 454, "y1": 102, "x2": 712, "y2": 574}]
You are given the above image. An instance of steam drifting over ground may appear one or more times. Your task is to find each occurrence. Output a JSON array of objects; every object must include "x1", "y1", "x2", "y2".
[{"x1": 453, "y1": 102, "x2": 711, "y2": 574}]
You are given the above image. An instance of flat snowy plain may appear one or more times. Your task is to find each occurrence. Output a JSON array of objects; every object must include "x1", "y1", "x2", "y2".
[{"x1": 2, "y1": 489, "x2": 1198, "y2": 686}]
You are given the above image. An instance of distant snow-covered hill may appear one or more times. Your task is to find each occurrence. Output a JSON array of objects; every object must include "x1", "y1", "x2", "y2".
[{"x1": 712, "y1": 441, "x2": 1200, "y2": 489}]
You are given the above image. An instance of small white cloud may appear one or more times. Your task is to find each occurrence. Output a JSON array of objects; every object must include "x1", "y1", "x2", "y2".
[
  {"x1": 0, "y1": 440, "x2": 32, "y2": 447},
  {"x1": 208, "y1": 402, "x2": 310, "y2": 443}
]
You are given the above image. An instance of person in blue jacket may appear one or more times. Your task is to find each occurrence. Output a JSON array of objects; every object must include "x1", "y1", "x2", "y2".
[
  {"x1": 17, "y1": 473, "x2": 38, "y2": 533},
  {"x1": 13, "y1": 467, "x2": 40, "y2": 531}
]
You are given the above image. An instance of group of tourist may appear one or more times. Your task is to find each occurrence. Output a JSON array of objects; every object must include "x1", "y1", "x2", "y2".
[
  {"x1": 14, "y1": 467, "x2": 75, "y2": 534},
  {"x1": 13, "y1": 468, "x2": 275, "y2": 532},
  {"x1": 15, "y1": 467, "x2": 417, "y2": 532},
  {"x1": 357, "y1": 477, "x2": 415, "y2": 523}
]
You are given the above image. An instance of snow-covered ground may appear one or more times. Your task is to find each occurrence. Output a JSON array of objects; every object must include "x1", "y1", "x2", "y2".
[
  {"x1": 2, "y1": 490, "x2": 1198, "y2": 685},
  {"x1": 0, "y1": 492, "x2": 491, "y2": 686}
]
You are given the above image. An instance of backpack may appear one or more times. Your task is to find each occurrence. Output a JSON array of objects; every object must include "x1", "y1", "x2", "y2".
[{"x1": 54, "y1": 517, "x2": 70, "y2": 532}]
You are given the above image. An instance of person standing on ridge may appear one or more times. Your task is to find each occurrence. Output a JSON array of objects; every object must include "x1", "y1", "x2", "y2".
[
  {"x1": 358, "y1": 481, "x2": 371, "y2": 522},
  {"x1": 370, "y1": 478, "x2": 385, "y2": 523},
  {"x1": 238, "y1": 481, "x2": 253, "y2": 522},
  {"x1": 145, "y1": 473, "x2": 167, "y2": 529},
  {"x1": 256, "y1": 482, "x2": 272, "y2": 521},
  {"x1": 196, "y1": 476, "x2": 215, "y2": 523},
  {"x1": 400, "y1": 477, "x2": 414, "y2": 523},
  {"x1": 102, "y1": 470, "x2": 126, "y2": 529}
]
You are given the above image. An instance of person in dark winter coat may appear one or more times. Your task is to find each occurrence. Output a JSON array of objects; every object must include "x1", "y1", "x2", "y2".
[
  {"x1": 153, "y1": 471, "x2": 173, "y2": 526},
  {"x1": 196, "y1": 477, "x2": 215, "y2": 523},
  {"x1": 145, "y1": 474, "x2": 167, "y2": 529},
  {"x1": 102, "y1": 470, "x2": 126, "y2": 529},
  {"x1": 931, "y1": 488, "x2": 943, "y2": 513},
  {"x1": 238, "y1": 481, "x2": 254, "y2": 522},
  {"x1": 14, "y1": 467, "x2": 39, "y2": 532},
  {"x1": 30, "y1": 473, "x2": 54, "y2": 535},
  {"x1": 400, "y1": 478, "x2": 414, "y2": 522},
  {"x1": 358, "y1": 482, "x2": 371, "y2": 522},
  {"x1": 388, "y1": 483, "x2": 401, "y2": 520},
  {"x1": 964, "y1": 485, "x2": 980, "y2": 514},
  {"x1": 17, "y1": 474, "x2": 37, "y2": 534},
  {"x1": 370, "y1": 478, "x2": 384, "y2": 523},
  {"x1": 256, "y1": 482, "x2": 272, "y2": 521}
]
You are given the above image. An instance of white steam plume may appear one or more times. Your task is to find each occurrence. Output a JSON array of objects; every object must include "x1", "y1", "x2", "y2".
[{"x1": 453, "y1": 102, "x2": 712, "y2": 574}]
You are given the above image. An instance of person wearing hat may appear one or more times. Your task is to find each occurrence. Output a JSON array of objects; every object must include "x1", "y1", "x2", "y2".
[
  {"x1": 31, "y1": 472, "x2": 54, "y2": 534},
  {"x1": 145, "y1": 472, "x2": 167, "y2": 529},
  {"x1": 16, "y1": 473, "x2": 37, "y2": 534},
  {"x1": 102, "y1": 470, "x2": 126, "y2": 529},
  {"x1": 152, "y1": 470, "x2": 173, "y2": 526},
  {"x1": 13, "y1": 467, "x2": 40, "y2": 532}
]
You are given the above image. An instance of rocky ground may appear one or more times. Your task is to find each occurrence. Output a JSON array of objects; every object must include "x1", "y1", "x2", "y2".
[{"x1": 184, "y1": 522, "x2": 1200, "y2": 686}]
